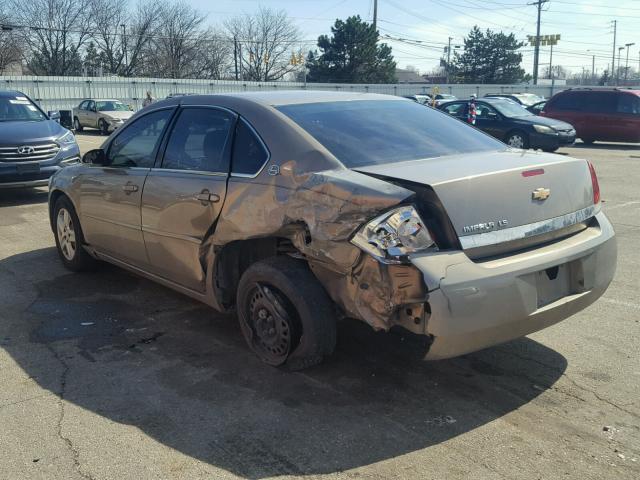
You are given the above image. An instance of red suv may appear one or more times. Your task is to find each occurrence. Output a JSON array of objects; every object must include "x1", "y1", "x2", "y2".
[{"x1": 541, "y1": 88, "x2": 640, "y2": 144}]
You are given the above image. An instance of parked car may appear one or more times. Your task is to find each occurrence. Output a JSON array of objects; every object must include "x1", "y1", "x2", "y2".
[
  {"x1": 485, "y1": 93, "x2": 545, "y2": 107},
  {"x1": 403, "y1": 94, "x2": 432, "y2": 105},
  {"x1": 541, "y1": 88, "x2": 640, "y2": 144},
  {"x1": 0, "y1": 90, "x2": 80, "y2": 189},
  {"x1": 527, "y1": 100, "x2": 547, "y2": 115},
  {"x1": 48, "y1": 91, "x2": 615, "y2": 369},
  {"x1": 73, "y1": 99, "x2": 134, "y2": 135},
  {"x1": 439, "y1": 97, "x2": 576, "y2": 151},
  {"x1": 433, "y1": 93, "x2": 457, "y2": 106}
]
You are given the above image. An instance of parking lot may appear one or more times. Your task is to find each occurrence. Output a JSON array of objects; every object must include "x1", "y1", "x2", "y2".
[{"x1": 0, "y1": 133, "x2": 639, "y2": 479}]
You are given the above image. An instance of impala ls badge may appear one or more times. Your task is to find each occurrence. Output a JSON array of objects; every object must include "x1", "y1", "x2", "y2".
[{"x1": 532, "y1": 187, "x2": 551, "y2": 201}]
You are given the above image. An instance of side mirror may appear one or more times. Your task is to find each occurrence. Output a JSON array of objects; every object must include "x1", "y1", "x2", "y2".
[
  {"x1": 82, "y1": 149, "x2": 107, "y2": 166},
  {"x1": 48, "y1": 110, "x2": 61, "y2": 122}
]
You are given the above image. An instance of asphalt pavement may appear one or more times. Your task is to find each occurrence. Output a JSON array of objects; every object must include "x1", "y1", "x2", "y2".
[{"x1": 0, "y1": 133, "x2": 638, "y2": 479}]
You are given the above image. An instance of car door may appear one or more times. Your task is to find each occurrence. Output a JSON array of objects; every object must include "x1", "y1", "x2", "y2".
[
  {"x1": 86, "y1": 100, "x2": 98, "y2": 128},
  {"x1": 78, "y1": 108, "x2": 175, "y2": 267},
  {"x1": 141, "y1": 106, "x2": 236, "y2": 291},
  {"x1": 475, "y1": 103, "x2": 504, "y2": 139},
  {"x1": 615, "y1": 93, "x2": 640, "y2": 142},
  {"x1": 76, "y1": 101, "x2": 87, "y2": 125}
]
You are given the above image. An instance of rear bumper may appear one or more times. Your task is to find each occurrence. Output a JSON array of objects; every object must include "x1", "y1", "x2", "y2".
[{"x1": 410, "y1": 211, "x2": 616, "y2": 360}]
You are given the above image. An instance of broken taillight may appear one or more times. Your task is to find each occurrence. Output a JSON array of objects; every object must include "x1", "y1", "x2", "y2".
[{"x1": 588, "y1": 162, "x2": 600, "y2": 205}]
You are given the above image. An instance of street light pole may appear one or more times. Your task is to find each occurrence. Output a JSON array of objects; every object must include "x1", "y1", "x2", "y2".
[
  {"x1": 624, "y1": 42, "x2": 635, "y2": 84},
  {"x1": 617, "y1": 46, "x2": 624, "y2": 85}
]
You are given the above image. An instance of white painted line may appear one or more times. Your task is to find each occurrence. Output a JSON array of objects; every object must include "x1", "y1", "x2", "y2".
[
  {"x1": 599, "y1": 297, "x2": 640, "y2": 310},
  {"x1": 605, "y1": 201, "x2": 640, "y2": 211}
]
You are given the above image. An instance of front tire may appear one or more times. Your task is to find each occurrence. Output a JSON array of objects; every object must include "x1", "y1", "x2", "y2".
[
  {"x1": 98, "y1": 119, "x2": 109, "y2": 136},
  {"x1": 73, "y1": 117, "x2": 83, "y2": 132},
  {"x1": 236, "y1": 256, "x2": 336, "y2": 370},
  {"x1": 506, "y1": 130, "x2": 529, "y2": 149},
  {"x1": 53, "y1": 196, "x2": 97, "y2": 272}
]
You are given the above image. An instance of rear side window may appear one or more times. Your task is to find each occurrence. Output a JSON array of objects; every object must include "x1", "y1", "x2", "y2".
[
  {"x1": 617, "y1": 94, "x2": 640, "y2": 114},
  {"x1": 162, "y1": 108, "x2": 234, "y2": 173},
  {"x1": 588, "y1": 92, "x2": 617, "y2": 113},
  {"x1": 231, "y1": 119, "x2": 269, "y2": 176},
  {"x1": 276, "y1": 100, "x2": 504, "y2": 168},
  {"x1": 108, "y1": 109, "x2": 172, "y2": 168}
]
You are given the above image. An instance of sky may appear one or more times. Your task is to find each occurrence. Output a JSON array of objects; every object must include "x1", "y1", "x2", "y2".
[{"x1": 191, "y1": 0, "x2": 640, "y2": 77}]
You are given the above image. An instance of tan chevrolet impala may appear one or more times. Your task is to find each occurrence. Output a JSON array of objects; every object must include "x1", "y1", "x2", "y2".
[{"x1": 48, "y1": 91, "x2": 616, "y2": 370}]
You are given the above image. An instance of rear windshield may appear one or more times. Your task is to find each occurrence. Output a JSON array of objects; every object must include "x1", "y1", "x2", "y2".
[
  {"x1": 0, "y1": 95, "x2": 46, "y2": 122},
  {"x1": 276, "y1": 100, "x2": 504, "y2": 168},
  {"x1": 97, "y1": 101, "x2": 129, "y2": 112},
  {"x1": 492, "y1": 100, "x2": 534, "y2": 118}
]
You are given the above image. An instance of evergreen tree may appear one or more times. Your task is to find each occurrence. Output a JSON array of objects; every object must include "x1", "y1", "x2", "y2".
[{"x1": 307, "y1": 16, "x2": 396, "y2": 83}]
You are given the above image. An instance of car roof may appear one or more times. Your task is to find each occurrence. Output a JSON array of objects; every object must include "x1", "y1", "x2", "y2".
[{"x1": 0, "y1": 90, "x2": 27, "y2": 98}]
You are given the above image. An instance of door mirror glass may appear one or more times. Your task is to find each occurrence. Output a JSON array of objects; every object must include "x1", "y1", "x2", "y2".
[{"x1": 82, "y1": 149, "x2": 107, "y2": 165}]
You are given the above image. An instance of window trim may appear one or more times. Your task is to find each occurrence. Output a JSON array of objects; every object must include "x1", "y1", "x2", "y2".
[
  {"x1": 104, "y1": 106, "x2": 177, "y2": 169},
  {"x1": 230, "y1": 117, "x2": 271, "y2": 179},
  {"x1": 157, "y1": 105, "x2": 237, "y2": 175}
]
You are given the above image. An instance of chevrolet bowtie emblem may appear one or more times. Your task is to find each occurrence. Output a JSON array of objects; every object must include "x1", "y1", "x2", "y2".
[{"x1": 532, "y1": 187, "x2": 551, "y2": 201}]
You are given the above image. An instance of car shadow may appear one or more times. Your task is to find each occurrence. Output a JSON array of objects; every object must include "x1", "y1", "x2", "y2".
[
  {"x1": 1, "y1": 248, "x2": 568, "y2": 478},
  {"x1": 0, "y1": 187, "x2": 48, "y2": 207}
]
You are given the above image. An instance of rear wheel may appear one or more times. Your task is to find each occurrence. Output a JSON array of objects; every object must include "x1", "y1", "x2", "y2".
[
  {"x1": 506, "y1": 130, "x2": 529, "y2": 149},
  {"x1": 236, "y1": 256, "x2": 336, "y2": 370},
  {"x1": 73, "y1": 117, "x2": 83, "y2": 132},
  {"x1": 53, "y1": 196, "x2": 97, "y2": 272},
  {"x1": 98, "y1": 119, "x2": 109, "y2": 136},
  {"x1": 542, "y1": 146, "x2": 559, "y2": 153}
]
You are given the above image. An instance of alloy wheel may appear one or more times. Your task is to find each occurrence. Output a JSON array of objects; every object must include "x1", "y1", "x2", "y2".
[{"x1": 56, "y1": 208, "x2": 77, "y2": 261}]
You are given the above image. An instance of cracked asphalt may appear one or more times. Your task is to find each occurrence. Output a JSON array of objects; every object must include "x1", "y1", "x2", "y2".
[{"x1": 0, "y1": 133, "x2": 639, "y2": 479}]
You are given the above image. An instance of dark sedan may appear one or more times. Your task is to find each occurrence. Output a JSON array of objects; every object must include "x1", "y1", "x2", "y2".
[{"x1": 438, "y1": 97, "x2": 575, "y2": 152}]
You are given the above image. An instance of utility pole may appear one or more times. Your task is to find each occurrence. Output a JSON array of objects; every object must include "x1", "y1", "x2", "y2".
[
  {"x1": 611, "y1": 20, "x2": 617, "y2": 85},
  {"x1": 592, "y1": 55, "x2": 595, "y2": 81},
  {"x1": 624, "y1": 43, "x2": 635, "y2": 84},
  {"x1": 549, "y1": 44, "x2": 553, "y2": 80},
  {"x1": 373, "y1": 0, "x2": 378, "y2": 32},
  {"x1": 121, "y1": 24, "x2": 128, "y2": 75},
  {"x1": 234, "y1": 36, "x2": 238, "y2": 81},
  {"x1": 529, "y1": 0, "x2": 548, "y2": 85},
  {"x1": 446, "y1": 36, "x2": 452, "y2": 84}
]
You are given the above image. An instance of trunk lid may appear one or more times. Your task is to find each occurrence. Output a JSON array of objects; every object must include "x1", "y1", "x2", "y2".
[{"x1": 354, "y1": 150, "x2": 595, "y2": 249}]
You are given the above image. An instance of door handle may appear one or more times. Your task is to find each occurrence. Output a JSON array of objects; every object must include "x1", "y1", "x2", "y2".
[
  {"x1": 195, "y1": 191, "x2": 220, "y2": 204},
  {"x1": 122, "y1": 183, "x2": 139, "y2": 193}
]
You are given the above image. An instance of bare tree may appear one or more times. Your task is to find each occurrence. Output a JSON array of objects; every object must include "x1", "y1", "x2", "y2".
[
  {"x1": 190, "y1": 28, "x2": 232, "y2": 79},
  {"x1": 0, "y1": 7, "x2": 22, "y2": 74},
  {"x1": 89, "y1": 0, "x2": 163, "y2": 76},
  {"x1": 225, "y1": 7, "x2": 301, "y2": 81},
  {"x1": 10, "y1": 0, "x2": 93, "y2": 75},
  {"x1": 143, "y1": 2, "x2": 207, "y2": 78}
]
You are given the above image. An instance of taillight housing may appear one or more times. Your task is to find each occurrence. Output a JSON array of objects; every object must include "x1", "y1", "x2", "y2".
[{"x1": 588, "y1": 162, "x2": 600, "y2": 205}]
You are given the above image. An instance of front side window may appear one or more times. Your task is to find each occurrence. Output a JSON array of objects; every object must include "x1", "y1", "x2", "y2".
[
  {"x1": 476, "y1": 103, "x2": 499, "y2": 119},
  {"x1": 107, "y1": 109, "x2": 173, "y2": 168},
  {"x1": 0, "y1": 95, "x2": 47, "y2": 122},
  {"x1": 162, "y1": 108, "x2": 234, "y2": 173},
  {"x1": 231, "y1": 119, "x2": 269, "y2": 176},
  {"x1": 276, "y1": 100, "x2": 504, "y2": 168},
  {"x1": 617, "y1": 94, "x2": 640, "y2": 115}
]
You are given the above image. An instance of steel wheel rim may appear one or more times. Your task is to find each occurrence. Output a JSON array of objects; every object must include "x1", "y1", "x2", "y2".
[
  {"x1": 56, "y1": 208, "x2": 76, "y2": 261},
  {"x1": 246, "y1": 283, "x2": 293, "y2": 365},
  {"x1": 508, "y1": 134, "x2": 525, "y2": 148}
]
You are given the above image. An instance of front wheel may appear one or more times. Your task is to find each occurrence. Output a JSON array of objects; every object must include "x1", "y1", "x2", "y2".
[
  {"x1": 236, "y1": 256, "x2": 336, "y2": 370},
  {"x1": 506, "y1": 131, "x2": 529, "y2": 149},
  {"x1": 53, "y1": 196, "x2": 97, "y2": 272},
  {"x1": 98, "y1": 119, "x2": 109, "y2": 136},
  {"x1": 73, "y1": 117, "x2": 83, "y2": 132}
]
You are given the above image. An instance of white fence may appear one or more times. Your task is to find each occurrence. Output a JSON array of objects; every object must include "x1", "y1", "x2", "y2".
[{"x1": 0, "y1": 75, "x2": 626, "y2": 112}]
